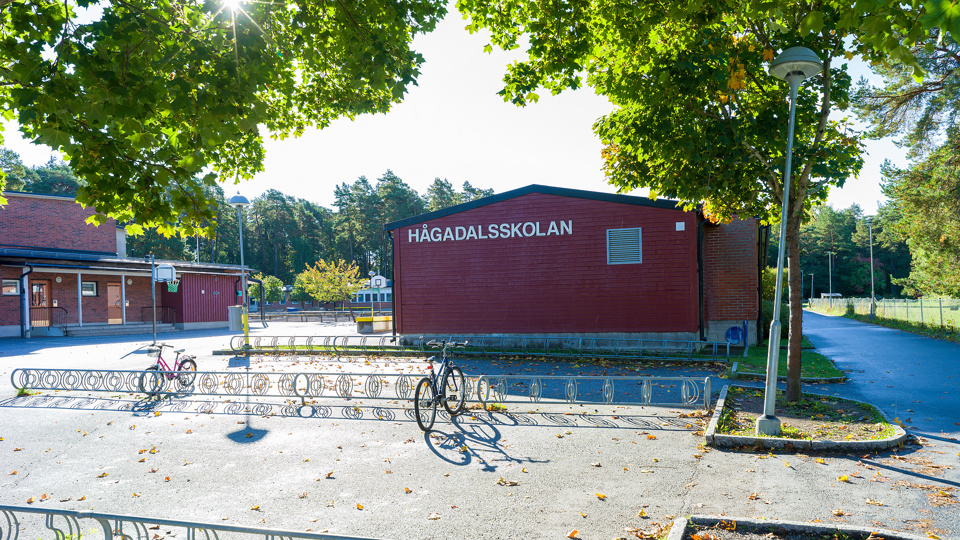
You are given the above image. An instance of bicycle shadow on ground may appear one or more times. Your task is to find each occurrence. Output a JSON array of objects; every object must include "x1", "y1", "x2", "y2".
[{"x1": 422, "y1": 415, "x2": 551, "y2": 472}]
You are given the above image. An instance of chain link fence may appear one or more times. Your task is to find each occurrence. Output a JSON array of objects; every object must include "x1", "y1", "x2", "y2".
[{"x1": 809, "y1": 297, "x2": 960, "y2": 331}]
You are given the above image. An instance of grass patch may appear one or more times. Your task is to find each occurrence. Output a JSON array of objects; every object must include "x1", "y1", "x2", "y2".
[
  {"x1": 845, "y1": 313, "x2": 960, "y2": 344},
  {"x1": 716, "y1": 386, "x2": 896, "y2": 441},
  {"x1": 15, "y1": 387, "x2": 38, "y2": 397},
  {"x1": 730, "y1": 346, "x2": 843, "y2": 380},
  {"x1": 779, "y1": 335, "x2": 814, "y2": 349}
]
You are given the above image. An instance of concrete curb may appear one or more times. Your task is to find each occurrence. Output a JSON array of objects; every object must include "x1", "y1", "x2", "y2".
[
  {"x1": 704, "y1": 384, "x2": 910, "y2": 451},
  {"x1": 669, "y1": 515, "x2": 929, "y2": 539}
]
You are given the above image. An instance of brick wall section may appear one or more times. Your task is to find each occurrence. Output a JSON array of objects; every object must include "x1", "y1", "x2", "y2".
[
  {"x1": 0, "y1": 193, "x2": 117, "y2": 254},
  {"x1": 392, "y1": 192, "x2": 699, "y2": 335},
  {"x1": 0, "y1": 268, "x2": 157, "y2": 326},
  {"x1": 0, "y1": 265, "x2": 24, "y2": 326},
  {"x1": 702, "y1": 218, "x2": 760, "y2": 321}
]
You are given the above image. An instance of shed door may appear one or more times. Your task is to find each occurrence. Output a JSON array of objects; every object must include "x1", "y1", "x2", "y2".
[{"x1": 108, "y1": 283, "x2": 122, "y2": 324}]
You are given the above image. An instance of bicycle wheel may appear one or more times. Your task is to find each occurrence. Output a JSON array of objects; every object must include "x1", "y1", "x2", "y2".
[
  {"x1": 138, "y1": 366, "x2": 163, "y2": 396},
  {"x1": 442, "y1": 366, "x2": 467, "y2": 416},
  {"x1": 414, "y1": 377, "x2": 436, "y2": 432},
  {"x1": 177, "y1": 358, "x2": 197, "y2": 388}
]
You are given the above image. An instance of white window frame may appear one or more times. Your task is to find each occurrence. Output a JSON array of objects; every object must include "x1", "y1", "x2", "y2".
[
  {"x1": 2, "y1": 279, "x2": 20, "y2": 296},
  {"x1": 81, "y1": 281, "x2": 99, "y2": 296}
]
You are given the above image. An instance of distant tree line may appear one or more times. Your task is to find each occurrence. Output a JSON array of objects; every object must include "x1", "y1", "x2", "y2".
[
  {"x1": 785, "y1": 203, "x2": 913, "y2": 300},
  {"x1": 1, "y1": 151, "x2": 491, "y2": 285}
]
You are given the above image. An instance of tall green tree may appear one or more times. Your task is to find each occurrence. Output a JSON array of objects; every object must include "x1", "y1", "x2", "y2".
[
  {"x1": 0, "y1": 0, "x2": 446, "y2": 223},
  {"x1": 854, "y1": 30, "x2": 960, "y2": 297},
  {"x1": 0, "y1": 149, "x2": 28, "y2": 191},
  {"x1": 458, "y1": 0, "x2": 919, "y2": 401},
  {"x1": 376, "y1": 171, "x2": 425, "y2": 276},
  {"x1": 882, "y1": 139, "x2": 960, "y2": 296}
]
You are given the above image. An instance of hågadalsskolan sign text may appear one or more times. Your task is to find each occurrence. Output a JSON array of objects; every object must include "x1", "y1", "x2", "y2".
[{"x1": 407, "y1": 221, "x2": 572, "y2": 243}]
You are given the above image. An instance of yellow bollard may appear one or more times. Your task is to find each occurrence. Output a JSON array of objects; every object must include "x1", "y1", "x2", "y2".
[{"x1": 242, "y1": 307, "x2": 250, "y2": 348}]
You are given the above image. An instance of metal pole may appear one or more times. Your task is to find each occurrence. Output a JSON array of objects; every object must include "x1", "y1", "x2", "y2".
[
  {"x1": 869, "y1": 220, "x2": 875, "y2": 321},
  {"x1": 809, "y1": 273, "x2": 814, "y2": 301},
  {"x1": 150, "y1": 254, "x2": 156, "y2": 345},
  {"x1": 827, "y1": 251, "x2": 834, "y2": 298},
  {"x1": 758, "y1": 73, "x2": 804, "y2": 436},
  {"x1": 237, "y1": 205, "x2": 249, "y2": 347},
  {"x1": 939, "y1": 298, "x2": 944, "y2": 329}
]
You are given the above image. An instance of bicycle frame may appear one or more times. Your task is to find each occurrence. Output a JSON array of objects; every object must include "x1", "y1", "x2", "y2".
[
  {"x1": 149, "y1": 345, "x2": 187, "y2": 379},
  {"x1": 424, "y1": 353, "x2": 452, "y2": 402}
]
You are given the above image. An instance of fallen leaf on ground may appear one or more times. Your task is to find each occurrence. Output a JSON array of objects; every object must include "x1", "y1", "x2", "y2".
[
  {"x1": 865, "y1": 498, "x2": 883, "y2": 506},
  {"x1": 816, "y1": 458, "x2": 826, "y2": 464},
  {"x1": 356, "y1": 504, "x2": 363, "y2": 510},
  {"x1": 427, "y1": 513, "x2": 440, "y2": 520},
  {"x1": 838, "y1": 475, "x2": 850, "y2": 482},
  {"x1": 566, "y1": 530, "x2": 578, "y2": 539},
  {"x1": 404, "y1": 488, "x2": 412, "y2": 494},
  {"x1": 595, "y1": 493, "x2": 606, "y2": 499}
]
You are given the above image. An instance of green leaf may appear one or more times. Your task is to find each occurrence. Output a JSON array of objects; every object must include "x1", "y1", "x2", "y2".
[{"x1": 800, "y1": 11, "x2": 825, "y2": 34}]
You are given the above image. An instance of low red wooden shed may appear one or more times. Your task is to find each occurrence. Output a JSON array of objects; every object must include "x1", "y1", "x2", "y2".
[{"x1": 384, "y1": 185, "x2": 763, "y2": 344}]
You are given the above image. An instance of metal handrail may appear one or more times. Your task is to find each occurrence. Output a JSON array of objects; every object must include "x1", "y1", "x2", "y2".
[
  {"x1": 29, "y1": 305, "x2": 68, "y2": 330},
  {"x1": 0, "y1": 504, "x2": 386, "y2": 540}
]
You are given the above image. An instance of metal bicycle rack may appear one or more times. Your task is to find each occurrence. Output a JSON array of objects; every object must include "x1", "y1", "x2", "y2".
[{"x1": 229, "y1": 335, "x2": 731, "y2": 362}]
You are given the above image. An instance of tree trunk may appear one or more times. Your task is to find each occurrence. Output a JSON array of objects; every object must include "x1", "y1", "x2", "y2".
[{"x1": 785, "y1": 209, "x2": 805, "y2": 402}]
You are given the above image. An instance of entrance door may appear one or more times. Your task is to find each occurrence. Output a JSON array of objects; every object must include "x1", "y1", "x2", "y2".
[
  {"x1": 107, "y1": 283, "x2": 122, "y2": 324},
  {"x1": 30, "y1": 280, "x2": 51, "y2": 327}
]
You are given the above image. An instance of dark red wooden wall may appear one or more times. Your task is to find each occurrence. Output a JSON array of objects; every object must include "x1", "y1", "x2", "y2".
[
  {"x1": 161, "y1": 273, "x2": 237, "y2": 323},
  {"x1": 391, "y1": 192, "x2": 699, "y2": 334}
]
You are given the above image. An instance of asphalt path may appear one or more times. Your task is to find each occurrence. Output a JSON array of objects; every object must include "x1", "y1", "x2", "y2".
[
  {"x1": 1, "y1": 321, "x2": 958, "y2": 539},
  {"x1": 802, "y1": 310, "x2": 960, "y2": 440}
]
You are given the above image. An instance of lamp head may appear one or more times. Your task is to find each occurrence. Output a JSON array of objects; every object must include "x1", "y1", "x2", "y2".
[
  {"x1": 229, "y1": 192, "x2": 250, "y2": 209},
  {"x1": 769, "y1": 47, "x2": 822, "y2": 81}
]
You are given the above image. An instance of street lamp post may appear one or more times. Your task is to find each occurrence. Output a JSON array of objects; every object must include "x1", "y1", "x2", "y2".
[
  {"x1": 868, "y1": 217, "x2": 876, "y2": 321},
  {"x1": 229, "y1": 192, "x2": 251, "y2": 348},
  {"x1": 826, "y1": 251, "x2": 835, "y2": 299},
  {"x1": 757, "y1": 46, "x2": 823, "y2": 436},
  {"x1": 808, "y1": 273, "x2": 814, "y2": 302}
]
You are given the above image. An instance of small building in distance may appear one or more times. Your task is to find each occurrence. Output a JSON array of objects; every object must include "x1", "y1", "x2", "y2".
[
  {"x1": 384, "y1": 185, "x2": 763, "y2": 345},
  {"x1": 1, "y1": 192, "x2": 246, "y2": 338}
]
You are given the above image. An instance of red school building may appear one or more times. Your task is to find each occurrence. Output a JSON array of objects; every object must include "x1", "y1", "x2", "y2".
[
  {"x1": 1, "y1": 192, "x2": 245, "y2": 338},
  {"x1": 385, "y1": 185, "x2": 764, "y2": 344}
]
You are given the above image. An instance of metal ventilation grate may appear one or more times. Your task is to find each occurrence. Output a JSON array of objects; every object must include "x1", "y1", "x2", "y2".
[{"x1": 607, "y1": 228, "x2": 642, "y2": 265}]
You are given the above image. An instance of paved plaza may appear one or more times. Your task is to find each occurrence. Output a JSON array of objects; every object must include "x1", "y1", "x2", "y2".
[{"x1": 0, "y1": 318, "x2": 957, "y2": 539}]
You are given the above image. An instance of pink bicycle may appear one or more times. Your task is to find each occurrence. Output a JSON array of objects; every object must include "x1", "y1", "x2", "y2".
[{"x1": 138, "y1": 343, "x2": 197, "y2": 396}]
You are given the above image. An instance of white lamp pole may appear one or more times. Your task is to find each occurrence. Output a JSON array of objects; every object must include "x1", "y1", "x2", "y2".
[
  {"x1": 229, "y1": 192, "x2": 251, "y2": 347},
  {"x1": 757, "y1": 46, "x2": 822, "y2": 436},
  {"x1": 868, "y1": 217, "x2": 876, "y2": 321}
]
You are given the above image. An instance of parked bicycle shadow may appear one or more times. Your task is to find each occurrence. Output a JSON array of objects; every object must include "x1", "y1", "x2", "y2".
[{"x1": 422, "y1": 414, "x2": 551, "y2": 472}]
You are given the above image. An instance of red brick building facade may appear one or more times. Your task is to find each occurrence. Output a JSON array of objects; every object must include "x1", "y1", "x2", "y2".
[
  {"x1": 1, "y1": 192, "x2": 245, "y2": 337},
  {"x1": 385, "y1": 185, "x2": 762, "y2": 344}
]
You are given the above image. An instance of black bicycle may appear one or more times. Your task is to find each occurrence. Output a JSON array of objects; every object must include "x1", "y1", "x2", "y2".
[{"x1": 414, "y1": 340, "x2": 468, "y2": 431}]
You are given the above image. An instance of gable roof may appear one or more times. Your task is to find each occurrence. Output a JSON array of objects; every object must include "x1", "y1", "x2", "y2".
[{"x1": 384, "y1": 184, "x2": 691, "y2": 231}]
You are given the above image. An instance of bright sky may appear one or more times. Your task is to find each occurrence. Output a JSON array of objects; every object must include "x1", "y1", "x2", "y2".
[{"x1": 2, "y1": 6, "x2": 908, "y2": 216}]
